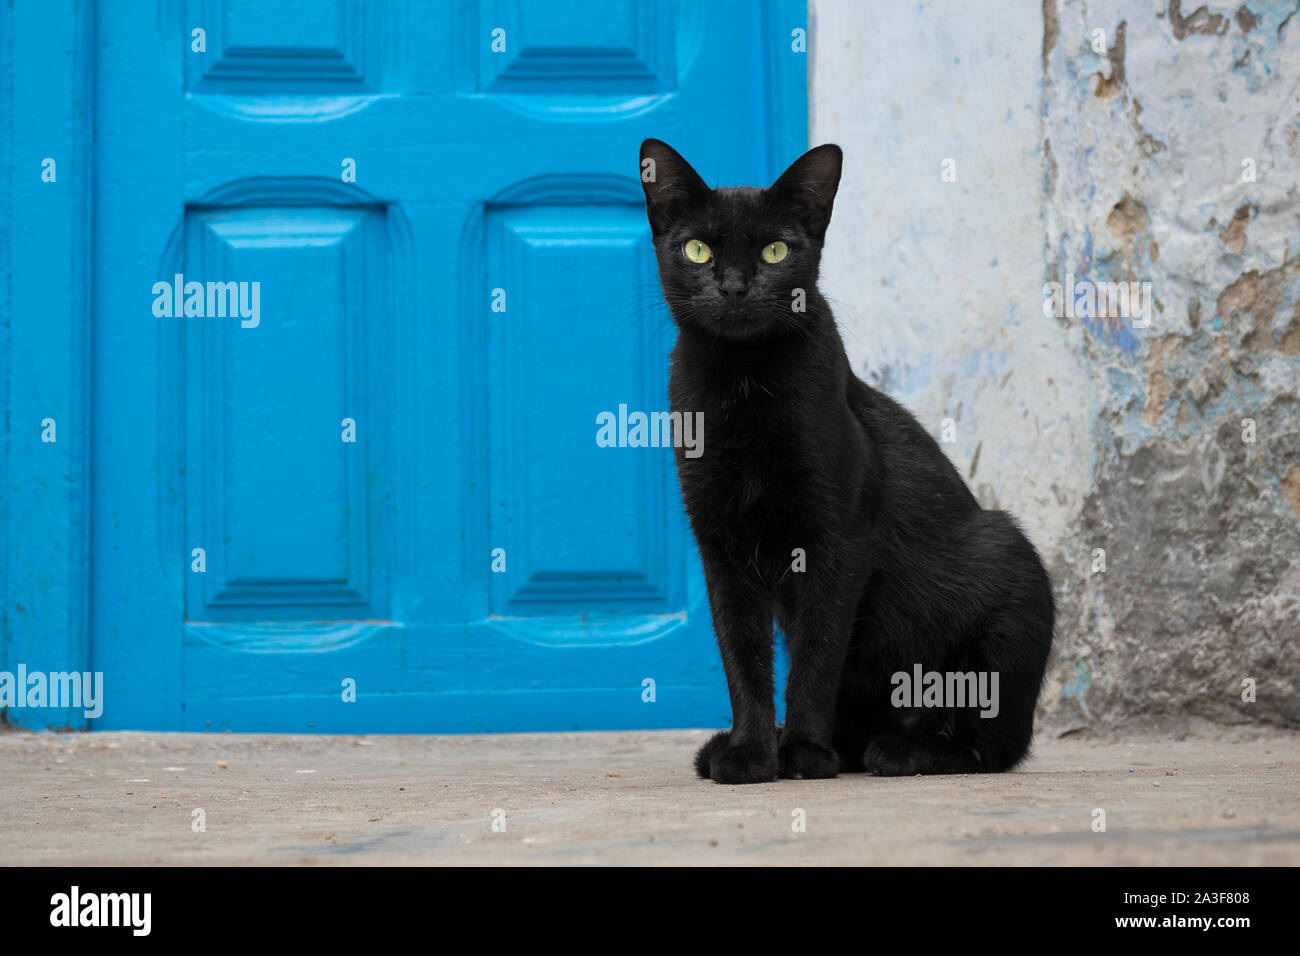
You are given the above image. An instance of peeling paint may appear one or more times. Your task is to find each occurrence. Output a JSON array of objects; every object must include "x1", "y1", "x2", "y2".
[
  {"x1": 1218, "y1": 202, "x2": 1258, "y2": 253},
  {"x1": 1169, "y1": 0, "x2": 1232, "y2": 39},
  {"x1": 1107, "y1": 193, "x2": 1148, "y2": 240},
  {"x1": 1043, "y1": 0, "x2": 1300, "y2": 730},
  {"x1": 1042, "y1": 0, "x2": 1060, "y2": 70}
]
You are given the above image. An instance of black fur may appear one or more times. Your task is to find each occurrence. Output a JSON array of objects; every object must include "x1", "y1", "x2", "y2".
[{"x1": 640, "y1": 139, "x2": 1054, "y2": 784}]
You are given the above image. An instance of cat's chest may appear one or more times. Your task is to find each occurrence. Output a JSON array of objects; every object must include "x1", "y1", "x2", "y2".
[
  {"x1": 671, "y1": 387, "x2": 815, "y2": 524},
  {"x1": 669, "y1": 363, "x2": 787, "y2": 431},
  {"x1": 674, "y1": 442, "x2": 820, "y2": 583}
]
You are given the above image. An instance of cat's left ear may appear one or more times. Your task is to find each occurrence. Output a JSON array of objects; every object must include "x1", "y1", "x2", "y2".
[{"x1": 770, "y1": 144, "x2": 842, "y2": 238}]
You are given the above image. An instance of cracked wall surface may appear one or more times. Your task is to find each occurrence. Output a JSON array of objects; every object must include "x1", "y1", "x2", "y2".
[{"x1": 811, "y1": 0, "x2": 1298, "y2": 732}]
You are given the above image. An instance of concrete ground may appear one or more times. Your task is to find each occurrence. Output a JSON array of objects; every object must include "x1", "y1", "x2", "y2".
[{"x1": 1, "y1": 724, "x2": 1297, "y2": 865}]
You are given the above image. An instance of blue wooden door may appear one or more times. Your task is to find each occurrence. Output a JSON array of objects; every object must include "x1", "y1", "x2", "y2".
[{"x1": 8, "y1": 0, "x2": 804, "y2": 731}]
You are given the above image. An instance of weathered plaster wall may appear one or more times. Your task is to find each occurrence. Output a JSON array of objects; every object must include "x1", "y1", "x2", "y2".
[{"x1": 810, "y1": 0, "x2": 1298, "y2": 731}]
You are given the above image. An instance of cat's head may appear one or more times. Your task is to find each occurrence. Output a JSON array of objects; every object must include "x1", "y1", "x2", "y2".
[{"x1": 639, "y1": 139, "x2": 841, "y2": 342}]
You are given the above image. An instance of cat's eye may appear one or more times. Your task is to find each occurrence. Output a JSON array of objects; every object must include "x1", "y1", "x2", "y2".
[
  {"x1": 761, "y1": 241, "x2": 789, "y2": 264},
  {"x1": 683, "y1": 239, "x2": 712, "y2": 263}
]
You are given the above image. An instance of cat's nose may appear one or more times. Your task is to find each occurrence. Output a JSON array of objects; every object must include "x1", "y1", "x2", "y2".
[{"x1": 720, "y1": 271, "x2": 747, "y2": 303}]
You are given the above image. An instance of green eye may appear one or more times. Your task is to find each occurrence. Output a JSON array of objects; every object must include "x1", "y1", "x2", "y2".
[
  {"x1": 683, "y1": 239, "x2": 712, "y2": 263},
  {"x1": 761, "y1": 241, "x2": 789, "y2": 263}
]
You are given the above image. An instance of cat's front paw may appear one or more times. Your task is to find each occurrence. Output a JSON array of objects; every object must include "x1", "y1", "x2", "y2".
[
  {"x1": 863, "y1": 732, "x2": 910, "y2": 776},
  {"x1": 695, "y1": 732, "x2": 777, "y2": 784},
  {"x1": 778, "y1": 738, "x2": 840, "y2": 779},
  {"x1": 710, "y1": 745, "x2": 778, "y2": 784}
]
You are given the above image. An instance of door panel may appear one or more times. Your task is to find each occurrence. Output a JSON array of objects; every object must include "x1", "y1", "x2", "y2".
[
  {"x1": 485, "y1": 200, "x2": 679, "y2": 614},
  {"x1": 178, "y1": 204, "x2": 392, "y2": 619},
  {"x1": 86, "y1": 0, "x2": 806, "y2": 731}
]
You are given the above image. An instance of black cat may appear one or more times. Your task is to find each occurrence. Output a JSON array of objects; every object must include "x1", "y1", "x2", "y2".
[{"x1": 638, "y1": 139, "x2": 1054, "y2": 784}]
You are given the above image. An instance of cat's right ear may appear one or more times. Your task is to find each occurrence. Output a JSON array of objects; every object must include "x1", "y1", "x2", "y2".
[{"x1": 639, "y1": 139, "x2": 709, "y2": 234}]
